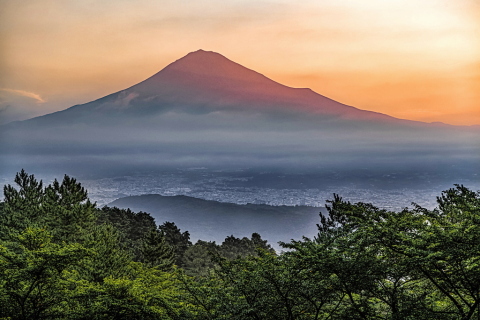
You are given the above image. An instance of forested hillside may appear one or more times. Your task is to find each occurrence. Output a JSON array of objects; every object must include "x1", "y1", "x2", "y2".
[
  {"x1": 109, "y1": 194, "x2": 327, "y2": 249},
  {"x1": 1, "y1": 170, "x2": 480, "y2": 319}
]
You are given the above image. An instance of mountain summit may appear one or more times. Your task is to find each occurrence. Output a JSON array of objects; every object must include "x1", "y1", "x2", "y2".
[
  {"x1": 150, "y1": 49, "x2": 271, "y2": 83},
  {"x1": 26, "y1": 49, "x2": 397, "y2": 124}
]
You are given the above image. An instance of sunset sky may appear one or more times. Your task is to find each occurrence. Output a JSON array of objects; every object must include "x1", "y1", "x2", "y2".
[{"x1": 1, "y1": 0, "x2": 479, "y2": 125}]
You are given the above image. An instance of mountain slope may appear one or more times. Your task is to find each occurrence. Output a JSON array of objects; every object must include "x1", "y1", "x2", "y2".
[{"x1": 11, "y1": 50, "x2": 416, "y2": 127}]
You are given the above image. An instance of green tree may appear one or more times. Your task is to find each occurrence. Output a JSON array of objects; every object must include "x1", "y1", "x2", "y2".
[
  {"x1": 220, "y1": 233, "x2": 275, "y2": 260},
  {"x1": 1, "y1": 169, "x2": 45, "y2": 239},
  {"x1": 159, "y1": 222, "x2": 192, "y2": 267},
  {"x1": 98, "y1": 206, "x2": 157, "y2": 259},
  {"x1": 1, "y1": 170, "x2": 97, "y2": 244},
  {"x1": 65, "y1": 263, "x2": 185, "y2": 320},
  {"x1": 285, "y1": 195, "x2": 436, "y2": 319},
  {"x1": 43, "y1": 175, "x2": 96, "y2": 243},
  {"x1": 79, "y1": 224, "x2": 132, "y2": 283},
  {"x1": 375, "y1": 185, "x2": 480, "y2": 319},
  {"x1": 0, "y1": 171, "x2": 189, "y2": 319},
  {"x1": 181, "y1": 240, "x2": 219, "y2": 277},
  {"x1": 0, "y1": 227, "x2": 88, "y2": 320},
  {"x1": 140, "y1": 227, "x2": 175, "y2": 271}
]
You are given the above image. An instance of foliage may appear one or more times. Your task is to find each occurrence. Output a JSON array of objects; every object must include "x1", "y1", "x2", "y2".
[
  {"x1": 159, "y1": 221, "x2": 192, "y2": 267},
  {"x1": 140, "y1": 227, "x2": 175, "y2": 271},
  {"x1": 0, "y1": 227, "x2": 89, "y2": 320},
  {"x1": 181, "y1": 240, "x2": 218, "y2": 277},
  {"x1": 1, "y1": 170, "x2": 479, "y2": 319},
  {"x1": 98, "y1": 206, "x2": 156, "y2": 258},
  {"x1": 0, "y1": 170, "x2": 186, "y2": 319},
  {"x1": 181, "y1": 233, "x2": 275, "y2": 277},
  {"x1": 1, "y1": 169, "x2": 96, "y2": 243}
]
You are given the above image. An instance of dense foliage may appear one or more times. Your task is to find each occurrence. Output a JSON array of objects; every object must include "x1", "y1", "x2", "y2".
[{"x1": 1, "y1": 170, "x2": 479, "y2": 319}]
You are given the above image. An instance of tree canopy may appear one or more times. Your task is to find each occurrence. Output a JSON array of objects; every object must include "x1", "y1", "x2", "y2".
[{"x1": 1, "y1": 170, "x2": 479, "y2": 319}]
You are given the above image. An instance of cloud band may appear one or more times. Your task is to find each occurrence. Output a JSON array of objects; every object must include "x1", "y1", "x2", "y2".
[{"x1": 1, "y1": 88, "x2": 46, "y2": 103}]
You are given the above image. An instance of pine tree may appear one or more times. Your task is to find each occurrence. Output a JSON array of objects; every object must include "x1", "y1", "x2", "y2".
[
  {"x1": 140, "y1": 227, "x2": 175, "y2": 271},
  {"x1": 43, "y1": 174, "x2": 97, "y2": 243},
  {"x1": 1, "y1": 169, "x2": 45, "y2": 239},
  {"x1": 159, "y1": 221, "x2": 191, "y2": 267},
  {"x1": 1, "y1": 170, "x2": 97, "y2": 243},
  {"x1": 80, "y1": 224, "x2": 132, "y2": 283}
]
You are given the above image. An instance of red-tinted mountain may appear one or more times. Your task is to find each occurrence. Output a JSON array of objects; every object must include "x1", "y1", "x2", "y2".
[
  {"x1": 18, "y1": 50, "x2": 418, "y2": 127},
  {"x1": 134, "y1": 50, "x2": 394, "y2": 119}
]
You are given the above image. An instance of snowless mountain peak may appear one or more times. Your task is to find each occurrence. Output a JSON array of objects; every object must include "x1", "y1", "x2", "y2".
[{"x1": 147, "y1": 49, "x2": 272, "y2": 85}]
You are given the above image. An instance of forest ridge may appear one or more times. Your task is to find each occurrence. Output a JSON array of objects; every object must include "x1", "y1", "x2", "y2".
[{"x1": 1, "y1": 170, "x2": 480, "y2": 319}]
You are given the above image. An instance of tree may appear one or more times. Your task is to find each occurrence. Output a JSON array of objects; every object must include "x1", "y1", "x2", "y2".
[
  {"x1": 79, "y1": 224, "x2": 132, "y2": 283},
  {"x1": 2, "y1": 170, "x2": 479, "y2": 319},
  {"x1": 283, "y1": 198, "x2": 382, "y2": 320},
  {"x1": 181, "y1": 234, "x2": 274, "y2": 277},
  {"x1": 0, "y1": 171, "x2": 188, "y2": 319},
  {"x1": 98, "y1": 206, "x2": 157, "y2": 259},
  {"x1": 1, "y1": 169, "x2": 45, "y2": 239},
  {"x1": 43, "y1": 175, "x2": 96, "y2": 243},
  {"x1": 0, "y1": 227, "x2": 88, "y2": 320},
  {"x1": 159, "y1": 222, "x2": 192, "y2": 267},
  {"x1": 375, "y1": 185, "x2": 480, "y2": 319},
  {"x1": 220, "y1": 234, "x2": 275, "y2": 260},
  {"x1": 181, "y1": 240, "x2": 219, "y2": 277},
  {"x1": 66, "y1": 263, "x2": 185, "y2": 320},
  {"x1": 140, "y1": 227, "x2": 175, "y2": 271},
  {"x1": 1, "y1": 170, "x2": 97, "y2": 244}
]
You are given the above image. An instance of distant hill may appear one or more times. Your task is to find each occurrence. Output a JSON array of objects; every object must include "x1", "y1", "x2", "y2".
[{"x1": 109, "y1": 194, "x2": 327, "y2": 249}]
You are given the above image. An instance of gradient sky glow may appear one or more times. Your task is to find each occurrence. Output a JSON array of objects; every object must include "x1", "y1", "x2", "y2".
[{"x1": 1, "y1": 0, "x2": 479, "y2": 125}]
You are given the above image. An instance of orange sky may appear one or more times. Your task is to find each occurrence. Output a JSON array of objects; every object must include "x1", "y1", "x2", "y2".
[{"x1": 1, "y1": 0, "x2": 479, "y2": 125}]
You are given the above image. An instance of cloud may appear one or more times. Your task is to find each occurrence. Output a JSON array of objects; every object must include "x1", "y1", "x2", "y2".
[
  {"x1": 0, "y1": 88, "x2": 46, "y2": 103},
  {"x1": 0, "y1": 89, "x2": 49, "y2": 124}
]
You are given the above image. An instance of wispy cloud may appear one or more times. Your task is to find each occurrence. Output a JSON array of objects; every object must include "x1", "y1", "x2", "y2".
[{"x1": 0, "y1": 88, "x2": 46, "y2": 103}]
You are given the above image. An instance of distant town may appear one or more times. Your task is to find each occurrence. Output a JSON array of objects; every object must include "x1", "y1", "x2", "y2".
[
  {"x1": 73, "y1": 169, "x2": 480, "y2": 211},
  {"x1": 2, "y1": 168, "x2": 478, "y2": 212}
]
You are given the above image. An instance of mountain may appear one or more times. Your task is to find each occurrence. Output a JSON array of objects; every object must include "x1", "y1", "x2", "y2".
[
  {"x1": 13, "y1": 50, "x2": 395, "y2": 123},
  {"x1": 3, "y1": 50, "x2": 444, "y2": 127},
  {"x1": 109, "y1": 194, "x2": 327, "y2": 249},
  {"x1": 1, "y1": 50, "x2": 478, "y2": 179}
]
